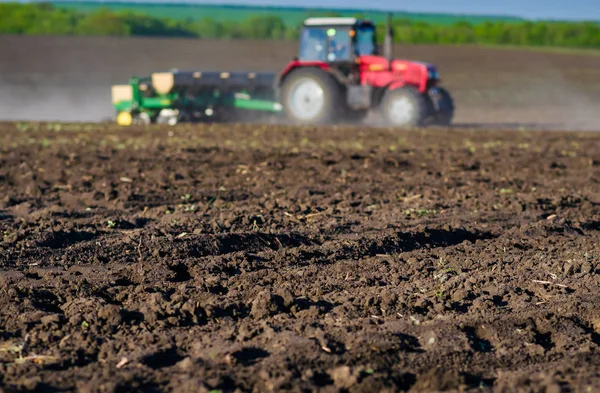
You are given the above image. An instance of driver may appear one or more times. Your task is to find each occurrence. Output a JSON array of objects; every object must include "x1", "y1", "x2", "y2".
[
  {"x1": 329, "y1": 34, "x2": 351, "y2": 60},
  {"x1": 331, "y1": 40, "x2": 348, "y2": 58}
]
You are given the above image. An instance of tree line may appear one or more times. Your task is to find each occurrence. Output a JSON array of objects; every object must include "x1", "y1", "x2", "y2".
[{"x1": 1, "y1": 3, "x2": 599, "y2": 48}]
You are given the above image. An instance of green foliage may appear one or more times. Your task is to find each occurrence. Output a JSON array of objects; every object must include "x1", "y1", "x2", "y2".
[
  {"x1": 377, "y1": 19, "x2": 600, "y2": 48},
  {"x1": 116, "y1": 10, "x2": 195, "y2": 37},
  {"x1": 53, "y1": 2, "x2": 524, "y2": 26},
  {"x1": 75, "y1": 7, "x2": 131, "y2": 36},
  {"x1": 0, "y1": 3, "x2": 599, "y2": 49},
  {"x1": 238, "y1": 15, "x2": 287, "y2": 40}
]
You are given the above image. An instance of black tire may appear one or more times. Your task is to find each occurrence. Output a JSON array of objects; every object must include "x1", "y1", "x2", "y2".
[
  {"x1": 280, "y1": 68, "x2": 343, "y2": 125},
  {"x1": 428, "y1": 87, "x2": 455, "y2": 126},
  {"x1": 380, "y1": 86, "x2": 428, "y2": 127}
]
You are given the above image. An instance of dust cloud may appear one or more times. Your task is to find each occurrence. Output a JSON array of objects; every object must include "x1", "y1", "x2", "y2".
[
  {"x1": 534, "y1": 67, "x2": 600, "y2": 131},
  {"x1": 0, "y1": 78, "x2": 114, "y2": 122}
]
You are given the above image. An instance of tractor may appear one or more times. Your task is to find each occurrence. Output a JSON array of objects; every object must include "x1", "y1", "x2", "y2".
[
  {"x1": 276, "y1": 15, "x2": 454, "y2": 126},
  {"x1": 111, "y1": 14, "x2": 454, "y2": 127}
]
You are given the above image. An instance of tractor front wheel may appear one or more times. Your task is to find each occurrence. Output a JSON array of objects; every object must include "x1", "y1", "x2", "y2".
[
  {"x1": 280, "y1": 68, "x2": 342, "y2": 125},
  {"x1": 380, "y1": 86, "x2": 427, "y2": 127},
  {"x1": 428, "y1": 87, "x2": 454, "y2": 126}
]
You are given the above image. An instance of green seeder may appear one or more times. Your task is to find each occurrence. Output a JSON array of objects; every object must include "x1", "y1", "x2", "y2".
[{"x1": 111, "y1": 70, "x2": 283, "y2": 126}]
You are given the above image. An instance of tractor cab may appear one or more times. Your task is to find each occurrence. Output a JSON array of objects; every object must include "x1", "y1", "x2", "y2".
[{"x1": 299, "y1": 17, "x2": 378, "y2": 63}]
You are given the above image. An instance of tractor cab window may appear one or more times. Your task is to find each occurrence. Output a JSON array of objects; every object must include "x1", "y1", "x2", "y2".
[
  {"x1": 326, "y1": 27, "x2": 352, "y2": 62},
  {"x1": 354, "y1": 24, "x2": 376, "y2": 56},
  {"x1": 299, "y1": 27, "x2": 328, "y2": 61},
  {"x1": 299, "y1": 26, "x2": 352, "y2": 62}
]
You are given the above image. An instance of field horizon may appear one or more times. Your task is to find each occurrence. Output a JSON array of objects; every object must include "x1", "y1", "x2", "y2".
[
  {"x1": 48, "y1": 1, "x2": 527, "y2": 25},
  {"x1": 4, "y1": 2, "x2": 600, "y2": 50}
]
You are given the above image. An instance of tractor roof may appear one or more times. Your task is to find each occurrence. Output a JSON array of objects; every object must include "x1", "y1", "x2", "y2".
[{"x1": 303, "y1": 17, "x2": 357, "y2": 26}]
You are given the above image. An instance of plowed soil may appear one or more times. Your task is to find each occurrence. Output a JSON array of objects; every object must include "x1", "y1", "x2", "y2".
[
  {"x1": 1, "y1": 121, "x2": 600, "y2": 393},
  {"x1": 1, "y1": 35, "x2": 600, "y2": 129}
]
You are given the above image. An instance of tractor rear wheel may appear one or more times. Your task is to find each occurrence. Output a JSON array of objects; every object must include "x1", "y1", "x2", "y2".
[
  {"x1": 380, "y1": 86, "x2": 427, "y2": 127},
  {"x1": 280, "y1": 68, "x2": 343, "y2": 125}
]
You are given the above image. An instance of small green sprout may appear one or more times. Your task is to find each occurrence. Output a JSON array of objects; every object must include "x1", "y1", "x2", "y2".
[{"x1": 405, "y1": 208, "x2": 437, "y2": 218}]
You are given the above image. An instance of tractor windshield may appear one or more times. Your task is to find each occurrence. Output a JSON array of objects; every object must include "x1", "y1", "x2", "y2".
[
  {"x1": 326, "y1": 27, "x2": 352, "y2": 62},
  {"x1": 299, "y1": 26, "x2": 353, "y2": 62},
  {"x1": 354, "y1": 24, "x2": 376, "y2": 56},
  {"x1": 299, "y1": 27, "x2": 328, "y2": 61}
]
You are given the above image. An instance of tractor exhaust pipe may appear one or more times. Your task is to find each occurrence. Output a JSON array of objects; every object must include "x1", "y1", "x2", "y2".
[{"x1": 384, "y1": 13, "x2": 393, "y2": 70}]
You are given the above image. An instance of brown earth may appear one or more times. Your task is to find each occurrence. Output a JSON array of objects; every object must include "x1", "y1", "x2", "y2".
[
  {"x1": 1, "y1": 35, "x2": 600, "y2": 128},
  {"x1": 1, "y1": 121, "x2": 600, "y2": 392}
]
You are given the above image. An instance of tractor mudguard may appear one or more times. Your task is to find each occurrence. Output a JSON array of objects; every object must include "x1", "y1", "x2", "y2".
[
  {"x1": 387, "y1": 81, "x2": 424, "y2": 93},
  {"x1": 387, "y1": 81, "x2": 406, "y2": 91},
  {"x1": 275, "y1": 62, "x2": 330, "y2": 101},
  {"x1": 275, "y1": 61, "x2": 352, "y2": 94},
  {"x1": 276, "y1": 61, "x2": 330, "y2": 88}
]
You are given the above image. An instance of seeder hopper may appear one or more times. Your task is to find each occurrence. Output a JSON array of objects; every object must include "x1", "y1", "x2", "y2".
[{"x1": 111, "y1": 14, "x2": 455, "y2": 127}]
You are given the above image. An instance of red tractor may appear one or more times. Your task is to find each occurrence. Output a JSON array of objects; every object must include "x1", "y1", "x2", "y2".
[{"x1": 276, "y1": 15, "x2": 454, "y2": 127}]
